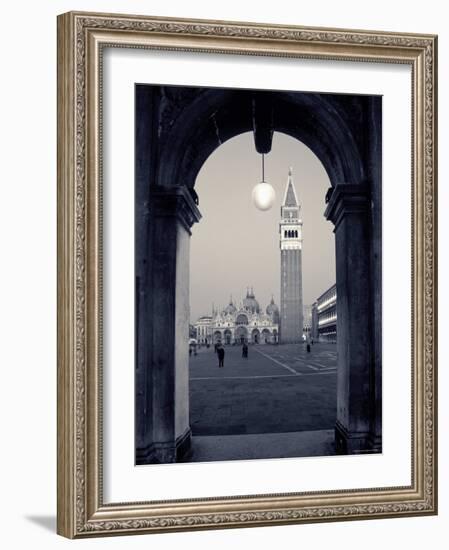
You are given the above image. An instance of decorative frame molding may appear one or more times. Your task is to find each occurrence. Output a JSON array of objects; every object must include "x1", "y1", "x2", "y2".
[{"x1": 57, "y1": 11, "x2": 437, "y2": 538}]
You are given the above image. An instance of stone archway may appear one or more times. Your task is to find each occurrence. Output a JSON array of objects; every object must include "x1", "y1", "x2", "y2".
[
  {"x1": 261, "y1": 328, "x2": 271, "y2": 344},
  {"x1": 224, "y1": 329, "x2": 232, "y2": 345},
  {"x1": 235, "y1": 313, "x2": 249, "y2": 326},
  {"x1": 251, "y1": 329, "x2": 260, "y2": 344},
  {"x1": 235, "y1": 326, "x2": 248, "y2": 344},
  {"x1": 135, "y1": 84, "x2": 382, "y2": 463}
]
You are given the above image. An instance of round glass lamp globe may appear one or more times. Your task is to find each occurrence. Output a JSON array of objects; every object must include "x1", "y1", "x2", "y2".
[{"x1": 252, "y1": 181, "x2": 276, "y2": 211}]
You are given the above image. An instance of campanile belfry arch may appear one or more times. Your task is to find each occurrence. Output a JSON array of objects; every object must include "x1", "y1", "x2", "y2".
[{"x1": 135, "y1": 84, "x2": 382, "y2": 462}]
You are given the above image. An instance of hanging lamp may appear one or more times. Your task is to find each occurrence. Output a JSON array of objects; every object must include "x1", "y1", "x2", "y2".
[{"x1": 252, "y1": 153, "x2": 276, "y2": 211}]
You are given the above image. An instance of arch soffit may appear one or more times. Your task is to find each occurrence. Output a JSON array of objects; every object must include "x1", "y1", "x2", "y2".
[{"x1": 157, "y1": 89, "x2": 365, "y2": 190}]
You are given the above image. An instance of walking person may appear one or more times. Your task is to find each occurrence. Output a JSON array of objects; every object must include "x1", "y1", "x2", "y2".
[
  {"x1": 217, "y1": 344, "x2": 225, "y2": 368},
  {"x1": 242, "y1": 342, "x2": 248, "y2": 359}
]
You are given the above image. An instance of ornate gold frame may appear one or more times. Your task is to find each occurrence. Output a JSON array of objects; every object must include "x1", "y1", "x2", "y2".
[{"x1": 57, "y1": 11, "x2": 438, "y2": 538}]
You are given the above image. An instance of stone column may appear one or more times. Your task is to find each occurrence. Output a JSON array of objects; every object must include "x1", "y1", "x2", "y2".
[
  {"x1": 325, "y1": 184, "x2": 379, "y2": 454},
  {"x1": 139, "y1": 186, "x2": 201, "y2": 463}
]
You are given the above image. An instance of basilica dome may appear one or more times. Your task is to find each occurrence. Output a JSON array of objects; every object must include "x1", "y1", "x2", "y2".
[
  {"x1": 266, "y1": 296, "x2": 280, "y2": 323},
  {"x1": 223, "y1": 298, "x2": 237, "y2": 315},
  {"x1": 243, "y1": 288, "x2": 260, "y2": 314}
]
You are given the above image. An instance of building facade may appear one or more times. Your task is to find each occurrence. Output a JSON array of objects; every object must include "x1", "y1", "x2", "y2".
[
  {"x1": 311, "y1": 302, "x2": 319, "y2": 341},
  {"x1": 194, "y1": 315, "x2": 213, "y2": 343},
  {"x1": 303, "y1": 304, "x2": 312, "y2": 338},
  {"x1": 189, "y1": 324, "x2": 197, "y2": 339},
  {"x1": 279, "y1": 168, "x2": 304, "y2": 343},
  {"x1": 194, "y1": 289, "x2": 279, "y2": 345},
  {"x1": 315, "y1": 283, "x2": 337, "y2": 342}
]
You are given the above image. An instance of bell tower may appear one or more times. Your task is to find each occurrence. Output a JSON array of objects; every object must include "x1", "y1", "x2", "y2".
[{"x1": 279, "y1": 167, "x2": 303, "y2": 343}]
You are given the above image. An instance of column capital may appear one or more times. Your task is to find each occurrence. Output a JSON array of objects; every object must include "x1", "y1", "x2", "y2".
[
  {"x1": 324, "y1": 184, "x2": 370, "y2": 230},
  {"x1": 151, "y1": 185, "x2": 202, "y2": 233}
]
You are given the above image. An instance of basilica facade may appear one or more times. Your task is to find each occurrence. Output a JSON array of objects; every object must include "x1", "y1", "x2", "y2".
[{"x1": 194, "y1": 289, "x2": 280, "y2": 345}]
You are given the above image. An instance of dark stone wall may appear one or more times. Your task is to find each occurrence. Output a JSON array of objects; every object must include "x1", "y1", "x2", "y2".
[
  {"x1": 367, "y1": 96, "x2": 383, "y2": 449},
  {"x1": 135, "y1": 85, "x2": 156, "y2": 453},
  {"x1": 153, "y1": 86, "x2": 372, "y2": 190}
]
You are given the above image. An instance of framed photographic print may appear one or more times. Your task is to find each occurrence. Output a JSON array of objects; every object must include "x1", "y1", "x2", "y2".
[{"x1": 57, "y1": 11, "x2": 438, "y2": 538}]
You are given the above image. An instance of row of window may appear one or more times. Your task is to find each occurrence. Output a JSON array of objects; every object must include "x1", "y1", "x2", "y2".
[
  {"x1": 213, "y1": 328, "x2": 277, "y2": 334},
  {"x1": 283, "y1": 229, "x2": 299, "y2": 238},
  {"x1": 317, "y1": 287, "x2": 337, "y2": 312},
  {"x1": 318, "y1": 311, "x2": 337, "y2": 326}
]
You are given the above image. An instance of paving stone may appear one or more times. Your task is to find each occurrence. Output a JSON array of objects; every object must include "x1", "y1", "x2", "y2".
[{"x1": 190, "y1": 343, "x2": 337, "y2": 437}]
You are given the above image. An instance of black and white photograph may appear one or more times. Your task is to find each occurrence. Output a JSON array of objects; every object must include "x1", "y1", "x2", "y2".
[
  {"x1": 0, "y1": 0, "x2": 443, "y2": 545},
  {"x1": 135, "y1": 84, "x2": 382, "y2": 464}
]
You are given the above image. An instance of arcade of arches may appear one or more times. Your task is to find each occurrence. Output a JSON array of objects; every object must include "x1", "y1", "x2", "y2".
[{"x1": 135, "y1": 84, "x2": 382, "y2": 464}]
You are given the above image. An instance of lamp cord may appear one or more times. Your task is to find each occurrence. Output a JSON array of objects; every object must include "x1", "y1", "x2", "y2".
[{"x1": 262, "y1": 153, "x2": 265, "y2": 182}]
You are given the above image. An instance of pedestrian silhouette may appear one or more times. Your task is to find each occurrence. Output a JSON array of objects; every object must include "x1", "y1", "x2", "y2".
[
  {"x1": 217, "y1": 345, "x2": 225, "y2": 368},
  {"x1": 242, "y1": 342, "x2": 248, "y2": 358}
]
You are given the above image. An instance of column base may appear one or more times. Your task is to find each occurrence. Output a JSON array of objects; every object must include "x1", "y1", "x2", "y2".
[
  {"x1": 136, "y1": 428, "x2": 192, "y2": 465},
  {"x1": 335, "y1": 421, "x2": 382, "y2": 455}
]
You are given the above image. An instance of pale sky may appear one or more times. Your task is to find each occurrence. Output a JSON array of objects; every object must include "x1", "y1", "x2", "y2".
[{"x1": 190, "y1": 131, "x2": 335, "y2": 322}]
